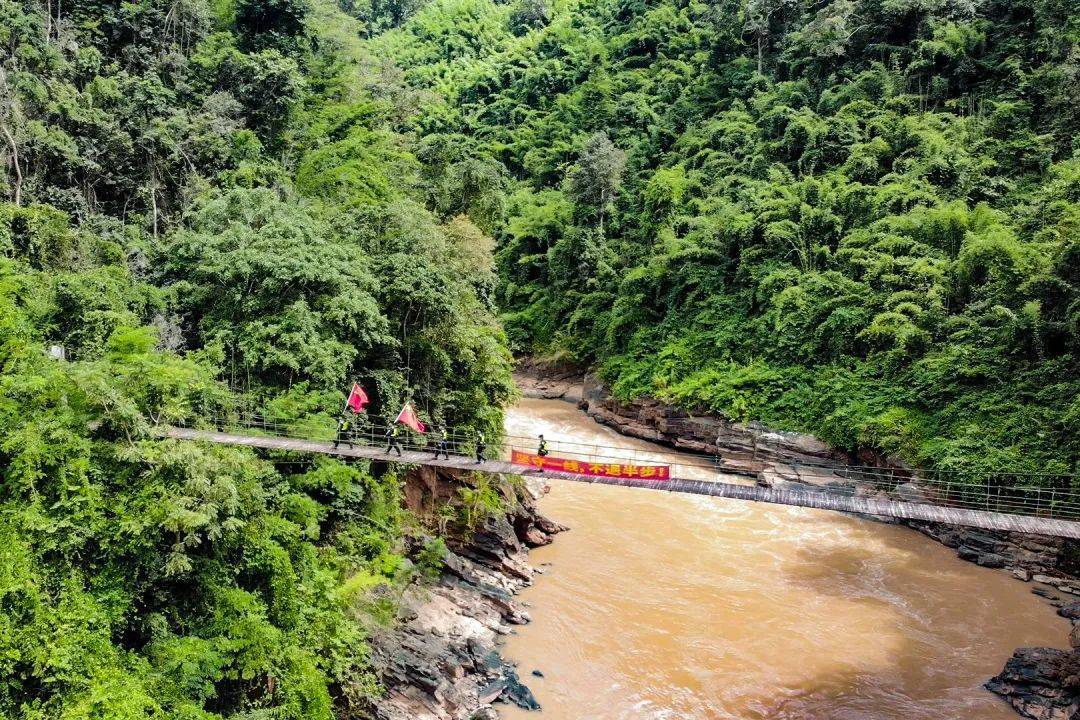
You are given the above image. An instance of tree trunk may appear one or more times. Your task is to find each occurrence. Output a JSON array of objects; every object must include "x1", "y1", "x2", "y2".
[
  {"x1": 150, "y1": 184, "x2": 159, "y2": 238},
  {"x1": 1, "y1": 123, "x2": 22, "y2": 207},
  {"x1": 757, "y1": 33, "x2": 764, "y2": 74},
  {"x1": 598, "y1": 187, "x2": 607, "y2": 235}
]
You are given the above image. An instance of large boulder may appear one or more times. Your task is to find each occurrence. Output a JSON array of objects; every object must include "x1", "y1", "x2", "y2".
[{"x1": 986, "y1": 647, "x2": 1080, "y2": 720}]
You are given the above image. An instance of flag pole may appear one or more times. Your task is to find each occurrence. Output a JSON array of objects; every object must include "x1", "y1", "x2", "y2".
[{"x1": 340, "y1": 380, "x2": 354, "y2": 416}]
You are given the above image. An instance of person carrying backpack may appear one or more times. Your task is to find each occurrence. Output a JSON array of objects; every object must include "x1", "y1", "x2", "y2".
[
  {"x1": 475, "y1": 430, "x2": 487, "y2": 464},
  {"x1": 534, "y1": 434, "x2": 550, "y2": 472}
]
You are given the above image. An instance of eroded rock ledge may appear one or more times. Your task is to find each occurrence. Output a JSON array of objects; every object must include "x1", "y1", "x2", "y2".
[
  {"x1": 582, "y1": 372, "x2": 877, "y2": 475},
  {"x1": 371, "y1": 465, "x2": 566, "y2": 720},
  {"x1": 514, "y1": 357, "x2": 585, "y2": 403}
]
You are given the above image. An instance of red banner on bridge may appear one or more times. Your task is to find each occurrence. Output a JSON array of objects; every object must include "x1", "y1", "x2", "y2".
[{"x1": 511, "y1": 449, "x2": 670, "y2": 481}]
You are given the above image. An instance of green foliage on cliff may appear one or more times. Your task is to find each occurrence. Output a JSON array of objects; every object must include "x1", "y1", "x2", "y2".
[
  {"x1": 372, "y1": 0, "x2": 1080, "y2": 474},
  {"x1": 0, "y1": 0, "x2": 514, "y2": 717}
]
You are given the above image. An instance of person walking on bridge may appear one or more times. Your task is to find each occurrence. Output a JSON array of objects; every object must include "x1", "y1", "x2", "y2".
[
  {"x1": 433, "y1": 427, "x2": 450, "y2": 460},
  {"x1": 384, "y1": 424, "x2": 403, "y2": 456},
  {"x1": 475, "y1": 430, "x2": 487, "y2": 464},
  {"x1": 535, "y1": 434, "x2": 550, "y2": 472},
  {"x1": 334, "y1": 414, "x2": 354, "y2": 450}
]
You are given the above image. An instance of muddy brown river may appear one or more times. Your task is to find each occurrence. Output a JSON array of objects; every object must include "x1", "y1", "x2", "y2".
[{"x1": 501, "y1": 397, "x2": 1067, "y2": 720}]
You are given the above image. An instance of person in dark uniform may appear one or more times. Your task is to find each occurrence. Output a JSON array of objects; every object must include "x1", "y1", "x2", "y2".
[
  {"x1": 385, "y1": 424, "x2": 402, "y2": 456},
  {"x1": 536, "y1": 434, "x2": 549, "y2": 472},
  {"x1": 433, "y1": 427, "x2": 450, "y2": 460},
  {"x1": 334, "y1": 414, "x2": 353, "y2": 449},
  {"x1": 475, "y1": 430, "x2": 487, "y2": 464}
]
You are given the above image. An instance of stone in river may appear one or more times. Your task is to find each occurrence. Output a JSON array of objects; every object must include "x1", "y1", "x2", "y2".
[
  {"x1": 986, "y1": 647, "x2": 1080, "y2": 720},
  {"x1": 1058, "y1": 601, "x2": 1080, "y2": 621},
  {"x1": 977, "y1": 553, "x2": 1007, "y2": 568}
]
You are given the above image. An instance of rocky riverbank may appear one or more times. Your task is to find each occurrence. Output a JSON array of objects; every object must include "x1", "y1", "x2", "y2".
[
  {"x1": 514, "y1": 357, "x2": 585, "y2": 404},
  {"x1": 540, "y1": 368, "x2": 1080, "y2": 719},
  {"x1": 371, "y1": 464, "x2": 566, "y2": 720}
]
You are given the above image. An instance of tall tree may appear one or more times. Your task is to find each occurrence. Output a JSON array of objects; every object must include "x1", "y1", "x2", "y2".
[
  {"x1": 566, "y1": 133, "x2": 626, "y2": 235},
  {"x1": 509, "y1": 0, "x2": 552, "y2": 35},
  {"x1": 743, "y1": 0, "x2": 794, "y2": 73},
  {"x1": 0, "y1": 66, "x2": 22, "y2": 207}
]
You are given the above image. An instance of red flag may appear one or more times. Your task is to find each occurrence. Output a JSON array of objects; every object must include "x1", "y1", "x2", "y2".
[
  {"x1": 395, "y1": 402, "x2": 426, "y2": 433},
  {"x1": 346, "y1": 383, "x2": 369, "y2": 413}
]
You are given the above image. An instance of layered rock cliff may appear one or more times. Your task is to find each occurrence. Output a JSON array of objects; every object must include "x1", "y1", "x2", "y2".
[{"x1": 371, "y1": 465, "x2": 565, "y2": 720}]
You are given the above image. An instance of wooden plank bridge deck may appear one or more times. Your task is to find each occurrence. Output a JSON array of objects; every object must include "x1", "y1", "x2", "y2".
[{"x1": 163, "y1": 427, "x2": 1080, "y2": 539}]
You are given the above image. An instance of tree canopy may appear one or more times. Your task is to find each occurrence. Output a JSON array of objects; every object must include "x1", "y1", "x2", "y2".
[{"x1": 1, "y1": 0, "x2": 1079, "y2": 716}]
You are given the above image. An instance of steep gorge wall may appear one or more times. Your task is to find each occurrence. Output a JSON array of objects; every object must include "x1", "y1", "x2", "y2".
[{"x1": 371, "y1": 465, "x2": 565, "y2": 720}]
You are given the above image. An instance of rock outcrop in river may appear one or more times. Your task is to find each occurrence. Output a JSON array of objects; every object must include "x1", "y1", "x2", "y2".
[
  {"x1": 514, "y1": 357, "x2": 585, "y2": 404},
  {"x1": 986, "y1": 600, "x2": 1080, "y2": 720},
  {"x1": 371, "y1": 465, "x2": 565, "y2": 720}
]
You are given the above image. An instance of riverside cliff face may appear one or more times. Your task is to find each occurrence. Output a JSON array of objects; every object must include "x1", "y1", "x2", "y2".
[{"x1": 371, "y1": 465, "x2": 565, "y2": 720}]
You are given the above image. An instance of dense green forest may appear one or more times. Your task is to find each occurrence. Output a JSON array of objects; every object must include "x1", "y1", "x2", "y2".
[
  {"x1": 2, "y1": 0, "x2": 1079, "y2": 716},
  {"x1": 370, "y1": 0, "x2": 1080, "y2": 475},
  {"x1": 0, "y1": 0, "x2": 512, "y2": 716}
]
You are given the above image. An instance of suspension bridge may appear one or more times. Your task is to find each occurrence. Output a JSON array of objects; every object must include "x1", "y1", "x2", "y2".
[{"x1": 160, "y1": 416, "x2": 1080, "y2": 539}]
